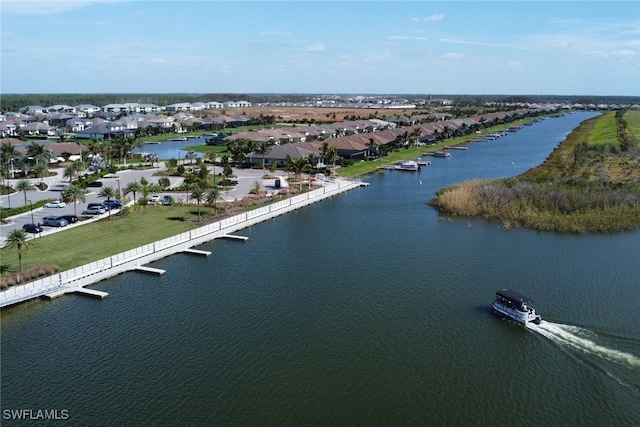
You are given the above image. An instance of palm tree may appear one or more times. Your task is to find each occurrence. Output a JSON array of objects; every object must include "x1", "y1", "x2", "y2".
[
  {"x1": 185, "y1": 150, "x2": 197, "y2": 166},
  {"x1": 33, "y1": 162, "x2": 49, "y2": 183},
  {"x1": 63, "y1": 159, "x2": 85, "y2": 183},
  {"x1": 325, "y1": 145, "x2": 339, "y2": 172},
  {"x1": 124, "y1": 181, "x2": 142, "y2": 203},
  {"x1": 62, "y1": 184, "x2": 87, "y2": 215},
  {"x1": 98, "y1": 186, "x2": 118, "y2": 219},
  {"x1": 320, "y1": 141, "x2": 330, "y2": 164},
  {"x1": 253, "y1": 141, "x2": 271, "y2": 171},
  {"x1": 206, "y1": 151, "x2": 218, "y2": 184},
  {"x1": 1, "y1": 142, "x2": 19, "y2": 176},
  {"x1": 286, "y1": 156, "x2": 309, "y2": 189},
  {"x1": 206, "y1": 187, "x2": 221, "y2": 212},
  {"x1": 26, "y1": 141, "x2": 53, "y2": 165},
  {"x1": 190, "y1": 186, "x2": 206, "y2": 222},
  {"x1": 15, "y1": 179, "x2": 35, "y2": 205},
  {"x1": 5, "y1": 229, "x2": 32, "y2": 272}
]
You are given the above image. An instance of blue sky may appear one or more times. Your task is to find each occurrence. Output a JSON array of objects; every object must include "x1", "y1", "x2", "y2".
[{"x1": 1, "y1": 1, "x2": 639, "y2": 96}]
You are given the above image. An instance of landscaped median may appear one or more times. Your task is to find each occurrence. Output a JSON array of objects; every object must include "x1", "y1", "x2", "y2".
[{"x1": 0, "y1": 179, "x2": 364, "y2": 308}]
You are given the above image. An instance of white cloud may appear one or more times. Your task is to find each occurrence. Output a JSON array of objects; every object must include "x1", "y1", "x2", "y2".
[
  {"x1": 412, "y1": 14, "x2": 444, "y2": 23},
  {"x1": 610, "y1": 49, "x2": 636, "y2": 59},
  {"x1": 439, "y1": 52, "x2": 465, "y2": 61},
  {"x1": 440, "y1": 38, "x2": 494, "y2": 47},
  {"x1": 260, "y1": 31, "x2": 291, "y2": 37},
  {"x1": 305, "y1": 43, "x2": 326, "y2": 53},
  {"x1": 506, "y1": 60, "x2": 524, "y2": 71},
  {"x1": 389, "y1": 36, "x2": 428, "y2": 41}
]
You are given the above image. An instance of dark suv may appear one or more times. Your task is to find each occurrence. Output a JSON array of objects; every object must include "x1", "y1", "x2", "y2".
[
  {"x1": 102, "y1": 200, "x2": 124, "y2": 209},
  {"x1": 23, "y1": 223, "x2": 44, "y2": 234}
]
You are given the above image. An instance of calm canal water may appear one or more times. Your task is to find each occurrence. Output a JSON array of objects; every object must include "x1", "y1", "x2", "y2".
[
  {"x1": 134, "y1": 136, "x2": 207, "y2": 160},
  {"x1": 2, "y1": 112, "x2": 639, "y2": 426}
]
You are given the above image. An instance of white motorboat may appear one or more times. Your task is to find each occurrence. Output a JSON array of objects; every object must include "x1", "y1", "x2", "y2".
[{"x1": 395, "y1": 160, "x2": 420, "y2": 171}]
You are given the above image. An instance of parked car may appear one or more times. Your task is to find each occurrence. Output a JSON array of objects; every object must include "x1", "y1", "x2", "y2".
[
  {"x1": 150, "y1": 194, "x2": 160, "y2": 203},
  {"x1": 60, "y1": 214, "x2": 78, "y2": 224},
  {"x1": 44, "y1": 200, "x2": 66, "y2": 208},
  {"x1": 82, "y1": 206, "x2": 106, "y2": 215},
  {"x1": 102, "y1": 199, "x2": 124, "y2": 209},
  {"x1": 23, "y1": 223, "x2": 43, "y2": 234},
  {"x1": 162, "y1": 195, "x2": 174, "y2": 205},
  {"x1": 86, "y1": 181, "x2": 104, "y2": 187},
  {"x1": 42, "y1": 216, "x2": 69, "y2": 227}
]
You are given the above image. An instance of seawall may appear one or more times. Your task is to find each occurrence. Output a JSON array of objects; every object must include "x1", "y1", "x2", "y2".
[{"x1": 0, "y1": 179, "x2": 364, "y2": 308}]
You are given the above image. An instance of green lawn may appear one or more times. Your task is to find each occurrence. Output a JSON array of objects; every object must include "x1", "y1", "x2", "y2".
[
  {"x1": 586, "y1": 111, "x2": 619, "y2": 146},
  {"x1": 1, "y1": 205, "x2": 205, "y2": 273},
  {"x1": 624, "y1": 110, "x2": 640, "y2": 139}
]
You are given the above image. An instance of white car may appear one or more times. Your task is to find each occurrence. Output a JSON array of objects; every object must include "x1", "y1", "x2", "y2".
[
  {"x1": 150, "y1": 195, "x2": 160, "y2": 203},
  {"x1": 44, "y1": 200, "x2": 67, "y2": 208}
]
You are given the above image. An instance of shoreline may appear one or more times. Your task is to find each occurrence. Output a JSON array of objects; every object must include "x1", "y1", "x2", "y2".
[{"x1": 0, "y1": 179, "x2": 364, "y2": 309}]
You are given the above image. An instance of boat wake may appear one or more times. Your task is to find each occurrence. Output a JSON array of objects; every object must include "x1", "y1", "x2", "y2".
[{"x1": 528, "y1": 320, "x2": 640, "y2": 369}]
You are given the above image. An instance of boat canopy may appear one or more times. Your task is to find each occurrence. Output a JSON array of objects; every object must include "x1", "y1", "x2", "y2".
[{"x1": 495, "y1": 289, "x2": 534, "y2": 305}]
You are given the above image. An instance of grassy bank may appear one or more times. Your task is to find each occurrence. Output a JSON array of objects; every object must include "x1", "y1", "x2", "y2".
[
  {"x1": 429, "y1": 111, "x2": 640, "y2": 233},
  {"x1": 1, "y1": 205, "x2": 201, "y2": 274},
  {"x1": 336, "y1": 116, "x2": 556, "y2": 178}
]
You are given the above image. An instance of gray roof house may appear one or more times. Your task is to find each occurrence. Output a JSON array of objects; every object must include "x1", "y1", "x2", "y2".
[
  {"x1": 246, "y1": 144, "x2": 319, "y2": 166},
  {"x1": 76, "y1": 123, "x2": 135, "y2": 140}
]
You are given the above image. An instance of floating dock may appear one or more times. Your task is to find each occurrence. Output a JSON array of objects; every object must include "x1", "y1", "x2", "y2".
[
  {"x1": 73, "y1": 287, "x2": 108, "y2": 299},
  {"x1": 182, "y1": 248, "x2": 212, "y2": 256},
  {"x1": 134, "y1": 266, "x2": 166, "y2": 275},
  {"x1": 222, "y1": 234, "x2": 249, "y2": 241}
]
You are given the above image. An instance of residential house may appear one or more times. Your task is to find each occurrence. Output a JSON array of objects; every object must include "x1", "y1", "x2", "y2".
[
  {"x1": 245, "y1": 143, "x2": 318, "y2": 167},
  {"x1": 23, "y1": 121, "x2": 53, "y2": 137},
  {"x1": 75, "y1": 122, "x2": 135, "y2": 140},
  {"x1": 134, "y1": 104, "x2": 161, "y2": 113},
  {"x1": 165, "y1": 103, "x2": 193, "y2": 112},
  {"x1": 222, "y1": 100, "x2": 252, "y2": 109},
  {"x1": 103, "y1": 103, "x2": 135, "y2": 113},
  {"x1": 21, "y1": 106, "x2": 47, "y2": 114},
  {"x1": 75, "y1": 104, "x2": 101, "y2": 115},
  {"x1": 47, "y1": 104, "x2": 76, "y2": 113},
  {"x1": 42, "y1": 142, "x2": 87, "y2": 161}
]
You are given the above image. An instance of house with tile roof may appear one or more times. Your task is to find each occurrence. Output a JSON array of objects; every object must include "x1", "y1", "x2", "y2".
[
  {"x1": 75, "y1": 122, "x2": 135, "y2": 140},
  {"x1": 245, "y1": 143, "x2": 319, "y2": 167}
]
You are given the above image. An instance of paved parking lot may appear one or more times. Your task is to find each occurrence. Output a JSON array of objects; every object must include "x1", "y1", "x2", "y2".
[{"x1": 0, "y1": 164, "x2": 290, "y2": 245}]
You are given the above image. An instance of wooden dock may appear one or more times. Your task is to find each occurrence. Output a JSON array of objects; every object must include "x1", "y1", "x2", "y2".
[
  {"x1": 182, "y1": 248, "x2": 212, "y2": 256},
  {"x1": 134, "y1": 266, "x2": 166, "y2": 275}
]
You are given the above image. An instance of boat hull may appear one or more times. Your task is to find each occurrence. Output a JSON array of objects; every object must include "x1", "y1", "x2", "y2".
[{"x1": 491, "y1": 301, "x2": 541, "y2": 325}]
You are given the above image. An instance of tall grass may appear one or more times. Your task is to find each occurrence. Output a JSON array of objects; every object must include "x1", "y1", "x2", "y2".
[
  {"x1": 429, "y1": 178, "x2": 640, "y2": 233},
  {"x1": 430, "y1": 109, "x2": 640, "y2": 233}
]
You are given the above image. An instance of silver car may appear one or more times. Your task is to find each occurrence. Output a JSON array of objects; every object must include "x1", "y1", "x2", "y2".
[
  {"x1": 82, "y1": 206, "x2": 106, "y2": 215},
  {"x1": 42, "y1": 216, "x2": 69, "y2": 227}
]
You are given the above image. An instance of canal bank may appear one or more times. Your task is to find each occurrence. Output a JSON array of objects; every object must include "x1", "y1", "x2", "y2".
[{"x1": 0, "y1": 179, "x2": 365, "y2": 308}]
